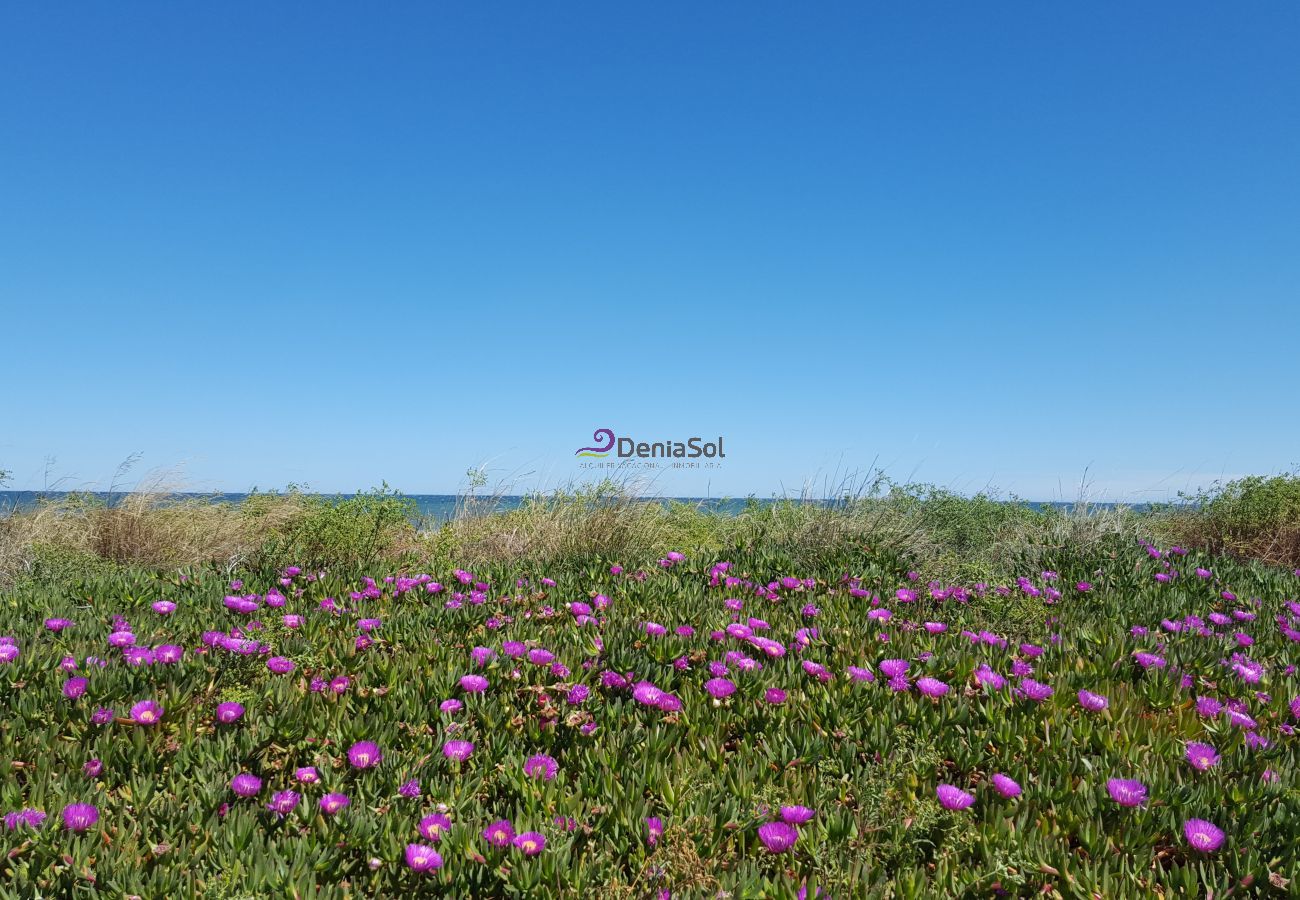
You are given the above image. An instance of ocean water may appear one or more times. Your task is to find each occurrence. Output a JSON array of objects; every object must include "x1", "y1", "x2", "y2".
[{"x1": 0, "y1": 491, "x2": 1149, "y2": 526}]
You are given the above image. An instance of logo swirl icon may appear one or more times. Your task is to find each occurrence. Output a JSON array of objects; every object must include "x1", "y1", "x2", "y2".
[{"x1": 575, "y1": 428, "x2": 615, "y2": 458}]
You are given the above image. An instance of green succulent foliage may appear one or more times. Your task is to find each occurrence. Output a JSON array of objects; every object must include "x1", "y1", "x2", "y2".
[{"x1": 0, "y1": 533, "x2": 1297, "y2": 898}]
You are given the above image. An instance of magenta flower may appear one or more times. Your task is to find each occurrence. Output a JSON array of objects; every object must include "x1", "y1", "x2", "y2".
[
  {"x1": 916, "y1": 677, "x2": 949, "y2": 698},
  {"x1": 266, "y1": 656, "x2": 295, "y2": 674},
  {"x1": 443, "y1": 740, "x2": 474, "y2": 762},
  {"x1": 4, "y1": 808, "x2": 47, "y2": 830},
  {"x1": 1017, "y1": 679, "x2": 1054, "y2": 702},
  {"x1": 216, "y1": 701, "x2": 244, "y2": 724},
  {"x1": 1185, "y1": 742, "x2": 1220, "y2": 772},
  {"x1": 405, "y1": 843, "x2": 444, "y2": 872},
  {"x1": 83, "y1": 758, "x2": 103, "y2": 778},
  {"x1": 1077, "y1": 690, "x2": 1109, "y2": 712},
  {"x1": 483, "y1": 819, "x2": 515, "y2": 847},
  {"x1": 44, "y1": 618, "x2": 73, "y2": 632},
  {"x1": 129, "y1": 700, "x2": 163, "y2": 725},
  {"x1": 523, "y1": 753, "x2": 558, "y2": 781},
  {"x1": 990, "y1": 773, "x2": 1021, "y2": 798},
  {"x1": 513, "y1": 831, "x2": 546, "y2": 855},
  {"x1": 936, "y1": 784, "x2": 975, "y2": 811},
  {"x1": 347, "y1": 740, "x2": 382, "y2": 769},
  {"x1": 266, "y1": 790, "x2": 300, "y2": 816},
  {"x1": 295, "y1": 767, "x2": 319, "y2": 783},
  {"x1": 1183, "y1": 818, "x2": 1225, "y2": 852},
  {"x1": 62, "y1": 677, "x2": 88, "y2": 700},
  {"x1": 152, "y1": 600, "x2": 176, "y2": 615},
  {"x1": 319, "y1": 793, "x2": 350, "y2": 814},
  {"x1": 779, "y1": 805, "x2": 815, "y2": 825},
  {"x1": 1106, "y1": 778, "x2": 1147, "y2": 807},
  {"x1": 646, "y1": 816, "x2": 664, "y2": 846},
  {"x1": 757, "y1": 821, "x2": 799, "y2": 852},
  {"x1": 231, "y1": 773, "x2": 263, "y2": 797},
  {"x1": 61, "y1": 803, "x2": 99, "y2": 833},
  {"x1": 419, "y1": 812, "x2": 452, "y2": 841},
  {"x1": 764, "y1": 687, "x2": 787, "y2": 705},
  {"x1": 704, "y1": 678, "x2": 737, "y2": 700},
  {"x1": 460, "y1": 674, "x2": 489, "y2": 693}
]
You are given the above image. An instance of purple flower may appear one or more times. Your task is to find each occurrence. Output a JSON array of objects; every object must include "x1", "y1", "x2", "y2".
[
  {"x1": 4, "y1": 808, "x2": 47, "y2": 830},
  {"x1": 443, "y1": 740, "x2": 474, "y2": 762},
  {"x1": 879, "y1": 659, "x2": 909, "y2": 678},
  {"x1": 419, "y1": 813, "x2": 452, "y2": 841},
  {"x1": 1183, "y1": 818, "x2": 1225, "y2": 853},
  {"x1": 646, "y1": 816, "x2": 664, "y2": 846},
  {"x1": 231, "y1": 773, "x2": 263, "y2": 797},
  {"x1": 1018, "y1": 679, "x2": 1054, "y2": 702},
  {"x1": 216, "y1": 702, "x2": 244, "y2": 724},
  {"x1": 483, "y1": 819, "x2": 515, "y2": 847},
  {"x1": 1196, "y1": 696, "x2": 1223, "y2": 718},
  {"x1": 1106, "y1": 779, "x2": 1147, "y2": 807},
  {"x1": 295, "y1": 767, "x2": 319, "y2": 783},
  {"x1": 704, "y1": 678, "x2": 737, "y2": 700},
  {"x1": 936, "y1": 784, "x2": 975, "y2": 811},
  {"x1": 1185, "y1": 742, "x2": 1220, "y2": 772},
  {"x1": 632, "y1": 682, "x2": 665, "y2": 706},
  {"x1": 45, "y1": 618, "x2": 74, "y2": 632},
  {"x1": 266, "y1": 790, "x2": 300, "y2": 816},
  {"x1": 319, "y1": 793, "x2": 350, "y2": 814},
  {"x1": 440, "y1": 698, "x2": 464, "y2": 714},
  {"x1": 61, "y1": 803, "x2": 99, "y2": 833},
  {"x1": 764, "y1": 687, "x2": 787, "y2": 705},
  {"x1": 566, "y1": 684, "x2": 590, "y2": 705},
  {"x1": 129, "y1": 700, "x2": 164, "y2": 725},
  {"x1": 513, "y1": 831, "x2": 546, "y2": 855},
  {"x1": 405, "y1": 843, "x2": 444, "y2": 872},
  {"x1": 779, "y1": 805, "x2": 815, "y2": 825},
  {"x1": 974, "y1": 665, "x2": 1006, "y2": 690},
  {"x1": 152, "y1": 601, "x2": 176, "y2": 615},
  {"x1": 83, "y1": 758, "x2": 103, "y2": 778},
  {"x1": 398, "y1": 779, "x2": 421, "y2": 799},
  {"x1": 91, "y1": 706, "x2": 114, "y2": 725},
  {"x1": 63, "y1": 677, "x2": 88, "y2": 700},
  {"x1": 757, "y1": 821, "x2": 799, "y2": 852},
  {"x1": 1133, "y1": 651, "x2": 1166, "y2": 669},
  {"x1": 523, "y1": 753, "x2": 558, "y2": 781},
  {"x1": 916, "y1": 677, "x2": 949, "y2": 698},
  {"x1": 347, "y1": 740, "x2": 382, "y2": 769},
  {"x1": 990, "y1": 774, "x2": 1021, "y2": 798},
  {"x1": 1077, "y1": 690, "x2": 1108, "y2": 712},
  {"x1": 460, "y1": 674, "x2": 489, "y2": 693},
  {"x1": 266, "y1": 656, "x2": 295, "y2": 675}
]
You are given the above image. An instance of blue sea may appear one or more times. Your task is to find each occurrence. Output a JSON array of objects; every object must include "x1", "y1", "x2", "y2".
[{"x1": 0, "y1": 491, "x2": 1150, "y2": 525}]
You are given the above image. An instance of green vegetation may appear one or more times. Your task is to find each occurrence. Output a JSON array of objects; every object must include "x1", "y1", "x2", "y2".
[{"x1": 0, "y1": 474, "x2": 1297, "y2": 895}]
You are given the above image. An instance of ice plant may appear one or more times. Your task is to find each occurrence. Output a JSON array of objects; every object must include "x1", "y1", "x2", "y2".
[
  {"x1": 405, "y1": 843, "x2": 443, "y2": 872},
  {"x1": 443, "y1": 740, "x2": 475, "y2": 762},
  {"x1": 779, "y1": 805, "x2": 815, "y2": 825},
  {"x1": 1185, "y1": 742, "x2": 1220, "y2": 772},
  {"x1": 757, "y1": 821, "x2": 799, "y2": 852},
  {"x1": 513, "y1": 831, "x2": 546, "y2": 855},
  {"x1": 216, "y1": 702, "x2": 244, "y2": 724},
  {"x1": 231, "y1": 773, "x2": 263, "y2": 797},
  {"x1": 347, "y1": 741, "x2": 382, "y2": 769},
  {"x1": 319, "y1": 793, "x2": 350, "y2": 815},
  {"x1": 61, "y1": 803, "x2": 99, "y2": 833},
  {"x1": 130, "y1": 700, "x2": 164, "y2": 725},
  {"x1": 483, "y1": 819, "x2": 515, "y2": 847},
  {"x1": 419, "y1": 813, "x2": 452, "y2": 841},
  {"x1": 1183, "y1": 818, "x2": 1225, "y2": 853},
  {"x1": 1077, "y1": 690, "x2": 1108, "y2": 712},
  {"x1": 990, "y1": 774, "x2": 1021, "y2": 798},
  {"x1": 1106, "y1": 779, "x2": 1147, "y2": 807},
  {"x1": 936, "y1": 785, "x2": 975, "y2": 811},
  {"x1": 523, "y1": 753, "x2": 559, "y2": 781}
]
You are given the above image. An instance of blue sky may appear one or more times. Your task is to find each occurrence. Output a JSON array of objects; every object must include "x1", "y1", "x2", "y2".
[{"x1": 2, "y1": 3, "x2": 1297, "y2": 501}]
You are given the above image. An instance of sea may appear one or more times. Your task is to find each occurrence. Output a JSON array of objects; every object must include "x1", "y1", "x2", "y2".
[{"x1": 0, "y1": 491, "x2": 1150, "y2": 526}]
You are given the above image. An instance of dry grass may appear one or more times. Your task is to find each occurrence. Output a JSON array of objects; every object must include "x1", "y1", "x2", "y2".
[{"x1": 0, "y1": 472, "x2": 305, "y2": 588}]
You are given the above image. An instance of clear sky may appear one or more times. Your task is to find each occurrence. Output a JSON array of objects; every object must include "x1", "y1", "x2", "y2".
[{"x1": 2, "y1": 3, "x2": 1297, "y2": 501}]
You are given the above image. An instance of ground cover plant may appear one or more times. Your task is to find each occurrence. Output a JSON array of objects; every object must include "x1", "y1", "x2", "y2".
[{"x1": 2, "y1": 486, "x2": 1299, "y2": 896}]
